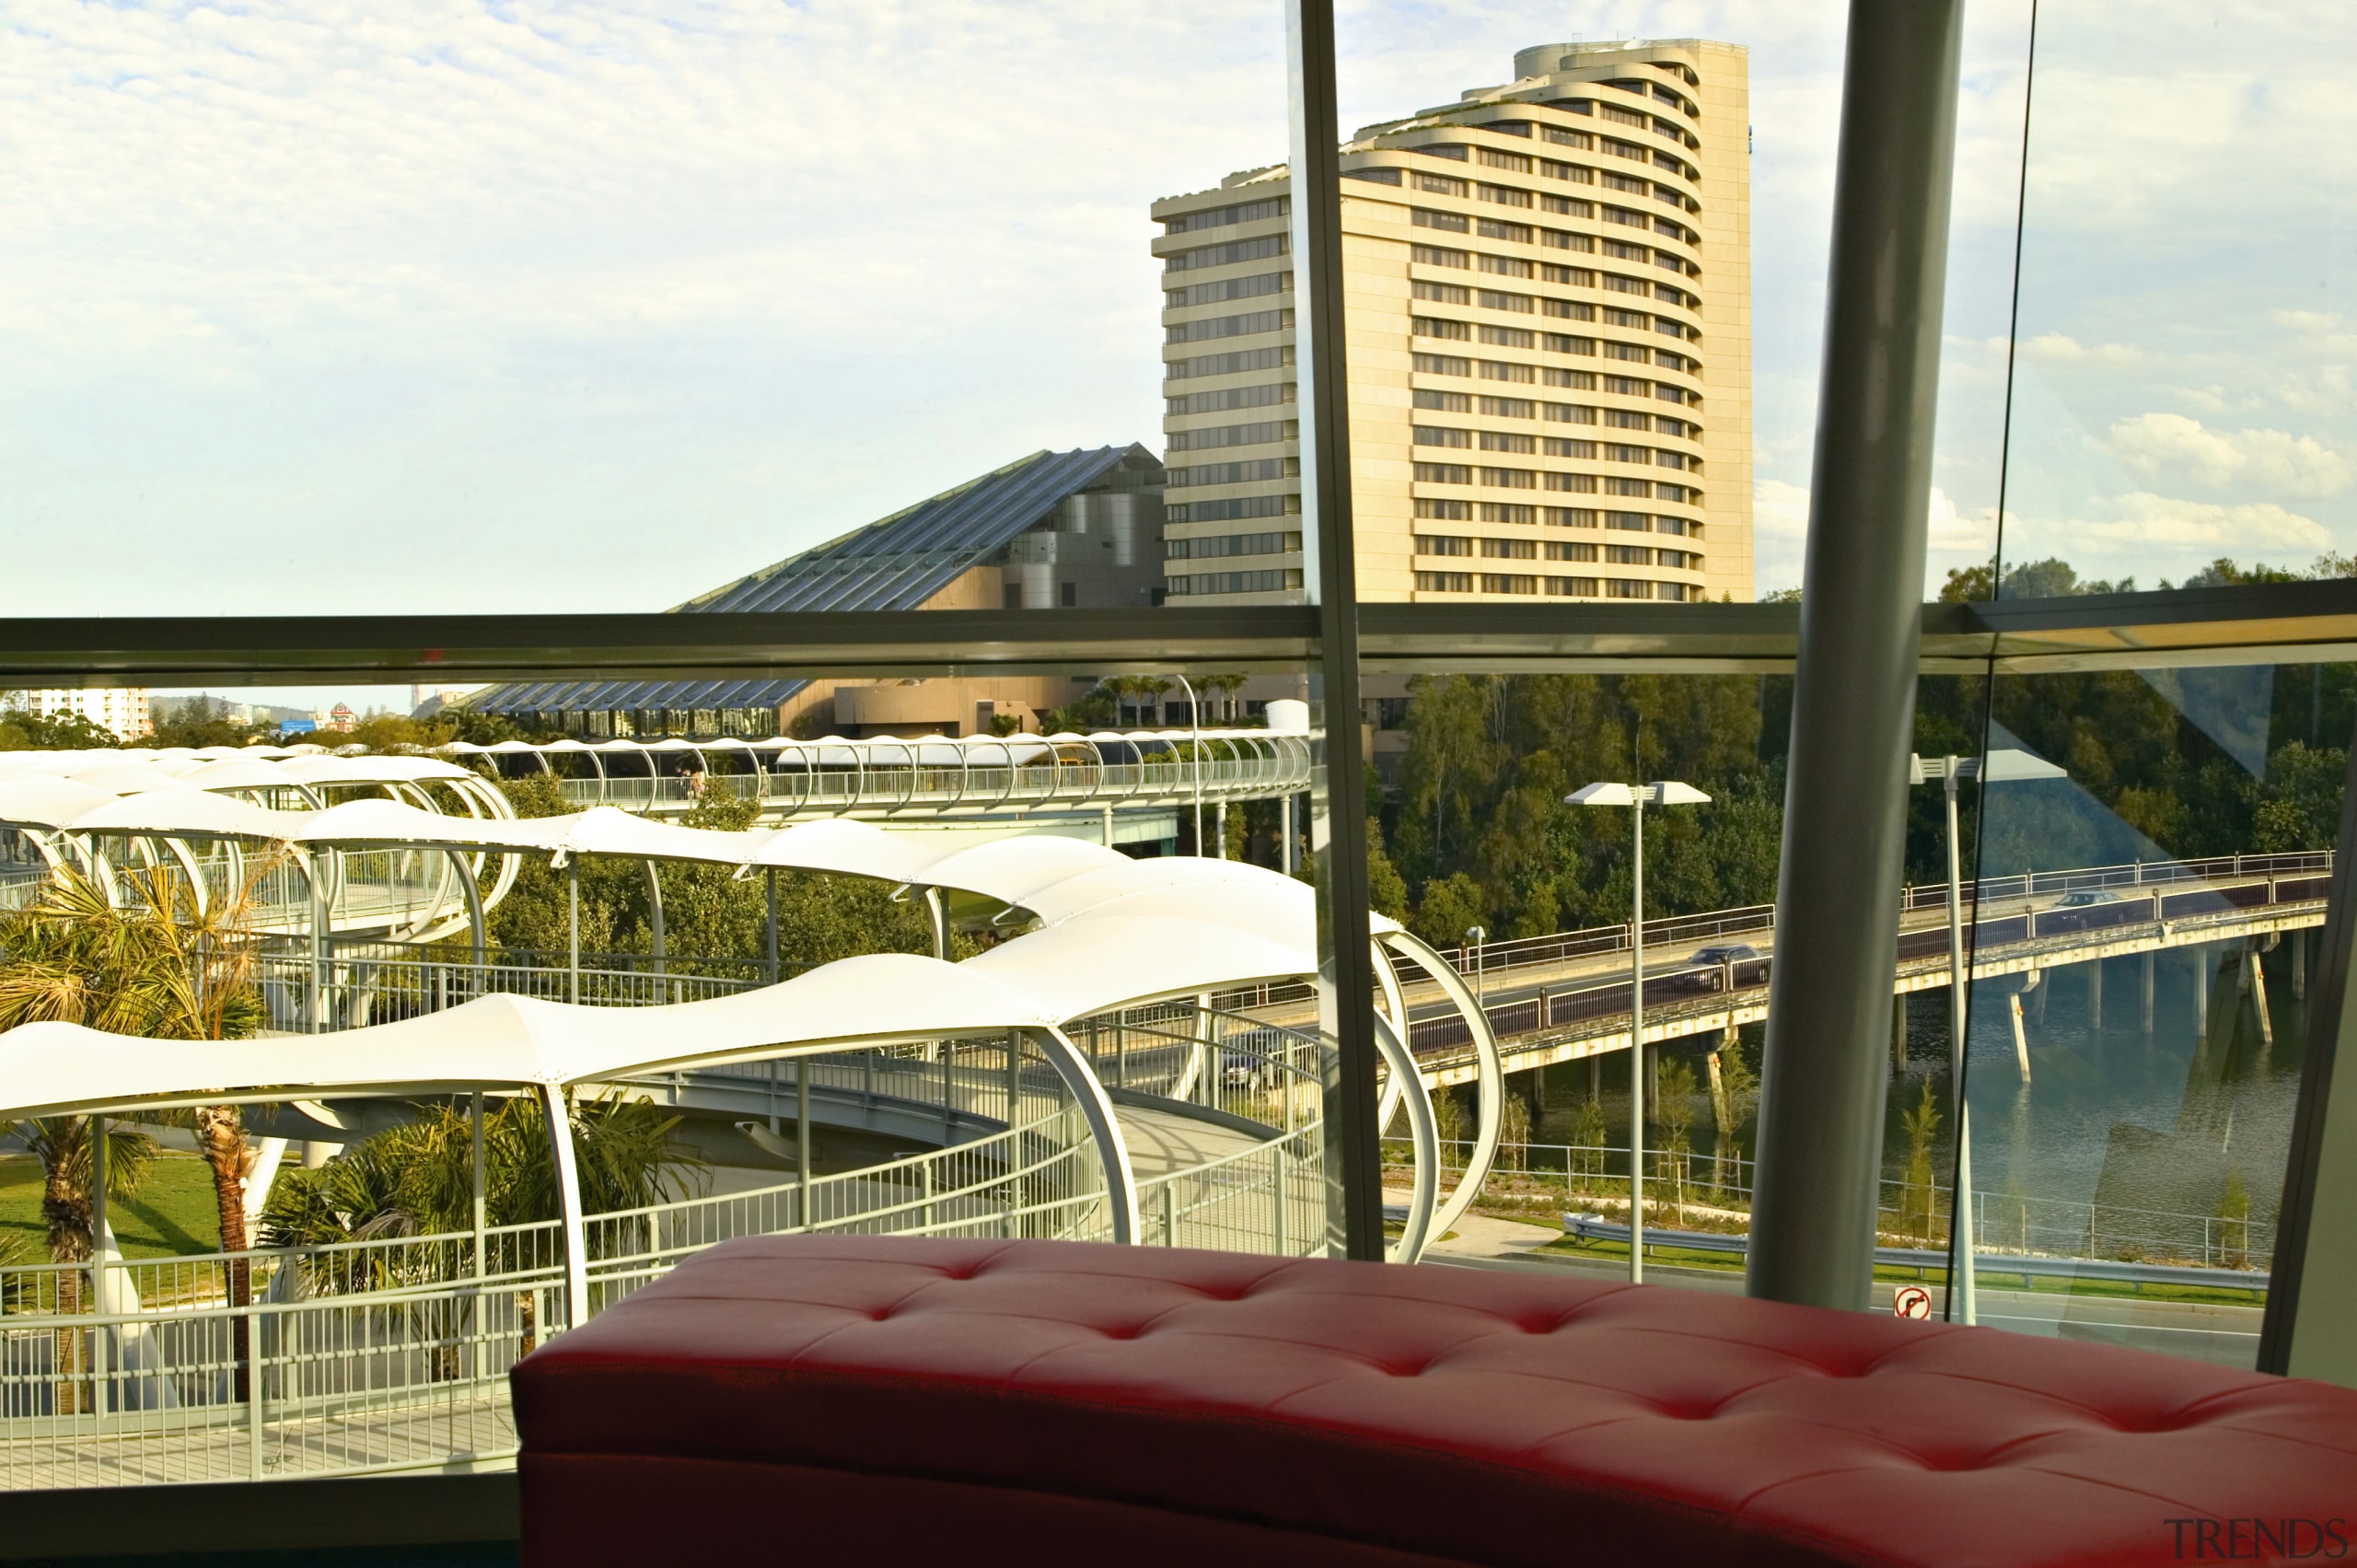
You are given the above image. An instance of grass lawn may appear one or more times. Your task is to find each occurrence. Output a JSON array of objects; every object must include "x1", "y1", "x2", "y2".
[{"x1": 0, "y1": 1151, "x2": 224, "y2": 1262}]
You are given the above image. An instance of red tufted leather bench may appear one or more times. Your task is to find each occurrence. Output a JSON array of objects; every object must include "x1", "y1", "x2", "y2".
[{"x1": 512, "y1": 1235, "x2": 2357, "y2": 1567}]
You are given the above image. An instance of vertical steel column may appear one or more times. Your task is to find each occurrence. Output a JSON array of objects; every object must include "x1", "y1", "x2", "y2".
[
  {"x1": 470, "y1": 1092, "x2": 487, "y2": 1282},
  {"x1": 766, "y1": 868, "x2": 780, "y2": 983},
  {"x1": 2259, "y1": 726, "x2": 2357, "y2": 1383},
  {"x1": 1287, "y1": 0, "x2": 1384, "y2": 1261},
  {"x1": 90, "y1": 1114, "x2": 109, "y2": 1417},
  {"x1": 1747, "y1": 0, "x2": 1965, "y2": 1310}
]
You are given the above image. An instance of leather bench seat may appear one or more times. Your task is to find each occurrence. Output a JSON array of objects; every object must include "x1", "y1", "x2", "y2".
[{"x1": 512, "y1": 1235, "x2": 2357, "y2": 1567}]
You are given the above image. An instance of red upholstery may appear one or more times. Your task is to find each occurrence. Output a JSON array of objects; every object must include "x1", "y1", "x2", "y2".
[{"x1": 513, "y1": 1236, "x2": 2357, "y2": 1567}]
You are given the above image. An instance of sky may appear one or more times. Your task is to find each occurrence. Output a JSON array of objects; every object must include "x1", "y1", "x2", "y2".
[{"x1": 4, "y1": 0, "x2": 2351, "y2": 679}]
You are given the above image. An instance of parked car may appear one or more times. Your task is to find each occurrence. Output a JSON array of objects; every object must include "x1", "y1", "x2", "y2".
[{"x1": 1680, "y1": 943, "x2": 1761, "y2": 992}]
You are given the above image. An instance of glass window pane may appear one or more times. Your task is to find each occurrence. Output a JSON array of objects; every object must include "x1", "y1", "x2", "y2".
[
  {"x1": 1953, "y1": 658, "x2": 2348, "y2": 1365},
  {"x1": 1990, "y1": 6, "x2": 2357, "y2": 592}
]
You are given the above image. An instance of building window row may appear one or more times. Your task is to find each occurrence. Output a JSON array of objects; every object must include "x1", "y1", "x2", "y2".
[
  {"x1": 1482, "y1": 574, "x2": 1539, "y2": 594},
  {"x1": 1416, "y1": 571, "x2": 1474, "y2": 593},
  {"x1": 1167, "y1": 494, "x2": 1298, "y2": 524},
  {"x1": 1166, "y1": 418, "x2": 1295, "y2": 452},
  {"x1": 1165, "y1": 270, "x2": 1291, "y2": 309},
  {"x1": 1165, "y1": 458, "x2": 1292, "y2": 490},
  {"x1": 1163, "y1": 234, "x2": 1288, "y2": 274},
  {"x1": 1165, "y1": 308, "x2": 1292, "y2": 345},
  {"x1": 1165, "y1": 345, "x2": 1293, "y2": 380},
  {"x1": 1166, "y1": 381, "x2": 1295, "y2": 416},
  {"x1": 1417, "y1": 534, "x2": 1473, "y2": 557},
  {"x1": 1161, "y1": 195, "x2": 1289, "y2": 235},
  {"x1": 1165, "y1": 529, "x2": 1300, "y2": 560},
  {"x1": 1167, "y1": 569, "x2": 1301, "y2": 596},
  {"x1": 1415, "y1": 499, "x2": 1655, "y2": 530},
  {"x1": 1414, "y1": 339, "x2": 1702, "y2": 381}
]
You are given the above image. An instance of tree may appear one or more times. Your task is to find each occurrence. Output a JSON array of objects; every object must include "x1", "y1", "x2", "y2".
[
  {"x1": 1654, "y1": 1058, "x2": 1698, "y2": 1221},
  {"x1": 1898, "y1": 1079, "x2": 1942, "y2": 1243},
  {"x1": 8, "y1": 1118, "x2": 156, "y2": 1411},
  {"x1": 146, "y1": 695, "x2": 252, "y2": 749},
  {"x1": 0, "y1": 863, "x2": 272, "y2": 1389},
  {"x1": 1365, "y1": 819, "x2": 1410, "y2": 922},
  {"x1": 1410, "y1": 873, "x2": 1487, "y2": 951},
  {"x1": 0, "y1": 703, "x2": 122, "y2": 750}
]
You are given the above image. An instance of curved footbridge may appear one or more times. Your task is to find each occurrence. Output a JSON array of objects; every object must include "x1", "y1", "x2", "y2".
[{"x1": 0, "y1": 838, "x2": 1496, "y2": 1491}]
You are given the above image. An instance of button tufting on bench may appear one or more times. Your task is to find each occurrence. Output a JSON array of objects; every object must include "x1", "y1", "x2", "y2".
[{"x1": 514, "y1": 1235, "x2": 2357, "y2": 1568}]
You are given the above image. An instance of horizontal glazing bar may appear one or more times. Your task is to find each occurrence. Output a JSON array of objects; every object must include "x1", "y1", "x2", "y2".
[{"x1": 6, "y1": 579, "x2": 2357, "y2": 685}]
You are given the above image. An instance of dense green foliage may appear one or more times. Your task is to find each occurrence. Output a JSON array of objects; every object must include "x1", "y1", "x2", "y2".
[
  {"x1": 260, "y1": 1092, "x2": 703, "y2": 1261},
  {"x1": 482, "y1": 779, "x2": 950, "y2": 968},
  {"x1": 0, "y1": 706, "x2": 119, "y2": 750},
  {"x1": 1380, "y1": 554, "x2": 2351, "y2": 945}
]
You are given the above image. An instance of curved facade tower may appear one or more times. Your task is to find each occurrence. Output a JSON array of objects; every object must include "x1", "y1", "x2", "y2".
[{"x1": 1152, "y1": 39, "x2": 1752, "y2": 606}]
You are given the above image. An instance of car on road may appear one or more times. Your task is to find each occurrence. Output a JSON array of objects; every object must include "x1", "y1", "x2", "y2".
[
  {"x1": 2039, "y1": 888, "x2": 2127, "y2": 932},
  {"x1": 1680, "y1": 943, "x2": 1762, "y2": 992}
]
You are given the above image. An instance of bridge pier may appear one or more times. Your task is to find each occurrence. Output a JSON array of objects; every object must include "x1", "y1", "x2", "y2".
[
  {"x1": 2088, "y1": 958, "x2": 2103, "y2": 1032},
  {"x1": 1891, "y1": 993, "x2": 1907, "y2": 1069},
  {"x1": 2195, "y1": 947, "x2": 2211, "y2": 1038},
  {"x1": 2293, "y1": 928, "x2": 2307, "y2": 1000},
  {"x1": 2142, "y1": 951, "x2": 2155, "y2": 1035}
]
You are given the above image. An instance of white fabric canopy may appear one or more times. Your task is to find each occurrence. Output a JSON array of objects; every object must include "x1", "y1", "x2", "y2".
[
  {"x1": 0, "y1": 954, "x2": 1053, "y2": 1120},
  {"x1": 0, "y1": 777, "x2": 119, "y2": 830}
]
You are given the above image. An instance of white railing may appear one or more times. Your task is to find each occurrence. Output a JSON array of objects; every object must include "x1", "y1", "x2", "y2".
[{"x1": 0, "y1": 1039, "x2": 1114, "y2": 1490}]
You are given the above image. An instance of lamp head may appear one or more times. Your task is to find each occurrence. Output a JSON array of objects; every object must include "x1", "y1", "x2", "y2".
[{"x1": 1565, "y1": 782, "x2": 1637, "y2": 807}]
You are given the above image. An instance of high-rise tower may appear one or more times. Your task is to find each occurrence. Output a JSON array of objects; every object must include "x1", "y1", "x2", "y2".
[{"x1": 1153, "y1": 40, "x2": 1751, "y2": 605}]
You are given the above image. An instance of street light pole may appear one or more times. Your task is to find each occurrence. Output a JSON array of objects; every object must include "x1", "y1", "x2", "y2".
[
  {"x1": 1569, "y1": 779, "x2": 1711, "y2": 1283},
  {"x1": 1911, "y1": 746, "x2": 2063, "y2": 1325},
  {"x1": 1173, "y1": 673, "x2": 1203, "y2": 856}
]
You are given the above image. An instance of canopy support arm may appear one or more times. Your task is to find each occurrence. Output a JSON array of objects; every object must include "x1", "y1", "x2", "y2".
[
  {"x1": 541, "y1": 1083, "x2": 590, "y2": 1330},
  {"x1": 1374, "y1": 1008, "x2": 1438, "y2": 1264},
  {"x1": 1384, "y1": 929, "x2": 1505, "y2": 1240},
  {"x1": 1030, "y1": 1026, "x2": 1140, "y2": 1245}
]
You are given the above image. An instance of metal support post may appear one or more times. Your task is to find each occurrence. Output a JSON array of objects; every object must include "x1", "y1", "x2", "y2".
[
  {"x1": 1938, "y1": 768, "x2": 1976, "y2": 1325},
  {"x1": 2195, "y1": 947, "x2": 2211, "y2": 1038},
  {"x1": 1215, "y1": 799, "x2": 1228, "y2": 861},
  {"x1": 1629, "y1": 798, "x2": 1648, "y2": 1283},
  {"x1": 2294, "y1": 929, "x2": 2308, "y2": 1001},
  {"x1": 1747, "y1": 0, "x2": 1965, "y2": 1311},
  {"x1": 644, "y1": 861, "x2": 666, "y2": 977},
  {"x1": 1891, "y1": 993, "x2": 1908, "y2": 1069},
  {"x1": 2142, "y1": 950, "x2": 2155, "y2": 1033},
  {"x1": 797, "y1": 1062, "x2": 813, "y2": 1220},
  {"x1": 567, "y1": 859, "x2": 580, "y2": 1005},
  {"x1": 923, "y1": 886, "x2": 949, "y2": 962},
  {"x1": 542, "y1": 1084, "x2": 590, "y2": 1330},
  {"x1": 2088, "y1": 958, "x2": 2103, "y2": 1032},
  {"x1": 90, "y1": 1114, "x2": 109, "y2": 1417},
  {"x1": 1291, "y1": 0, "x2": 1385, "y2": 1268},
  {"x1": 1100, "y1": 804, "x2": 1114, "y2": 848},
  {"x1": 2011, "y1": 989, "x2": 2033, "y2": 1083},
  {"x1": 766, "y1": 867, "x2": 780, "y2": 983},
  {"x1": 471, "y1": 1092, "x2": 487, "y2": 1281}
]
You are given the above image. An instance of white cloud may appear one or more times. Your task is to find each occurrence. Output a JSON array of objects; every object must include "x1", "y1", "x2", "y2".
[
  {"x1": 2104, "y1": 412, "x2": 2350, "y2": 498},
  {"x1": 2069, "y1": 493, "x2": 2328, "y2": 554},
  {"x1": 2017, "y1": 333, "x2": 2152, "y2": 367},
  {"x1": 1750, "y1": 480, "x2": 1997, "y2": 598}
]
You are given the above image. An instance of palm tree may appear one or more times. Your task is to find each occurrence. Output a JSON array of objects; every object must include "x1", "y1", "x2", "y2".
[
  {"x1": 262, "y1": 1090, "x2": 705, "y2": 1355},
  {"x1": 0, "y1": 859, "x2": 273, "y2": 1393},
  {"x1": 8, "y1": 1117, "x2": 156, "y2": 1412}
]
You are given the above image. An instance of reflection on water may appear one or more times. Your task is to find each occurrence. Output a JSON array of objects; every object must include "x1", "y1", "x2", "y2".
[{"x1": 1957, "y1": 937, "x2": 2305, "y2": 1245}]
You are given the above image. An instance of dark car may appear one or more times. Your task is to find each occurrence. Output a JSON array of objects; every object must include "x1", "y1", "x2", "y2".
[
  {"x1": 2038, "y1": 888, "x2": 2126, "y2": 933},
  {"x1": 1680, "y1": 943, "x2": 1761, "y2": 991}
]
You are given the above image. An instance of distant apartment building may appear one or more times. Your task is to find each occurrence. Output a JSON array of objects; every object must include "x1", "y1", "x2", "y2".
[
  {"x1": 12, "y1": 687, "x2": 151, "y2": 742},
  {"x1": 1153, "y1": 39, "x2": 1752, "y2": 606}
]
